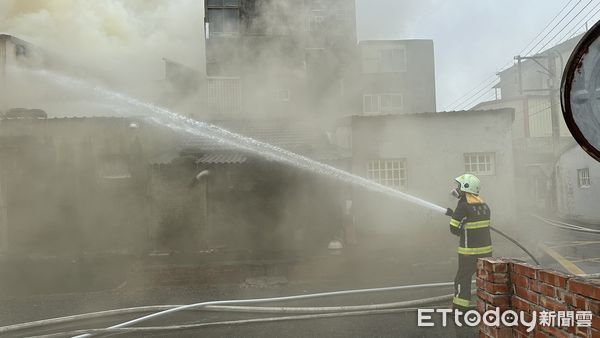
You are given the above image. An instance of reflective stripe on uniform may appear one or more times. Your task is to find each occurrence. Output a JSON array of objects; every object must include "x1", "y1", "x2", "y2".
[
  {"x1": 463, "y1": 220, "x2": 490, "y2": 229},
  {"x1": 452, "y1": 296, "x2": 471, "y2": 307},
  {"x1": 450, "y1": 219, "x2": 489, "y2": 229},
  {"x1": 457, "y1": 245, "x2": 492, "y2": 255}
]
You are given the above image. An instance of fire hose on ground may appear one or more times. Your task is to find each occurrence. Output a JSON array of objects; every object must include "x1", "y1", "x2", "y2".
[
  {"x1": 31, "y1": 307, "x2": 445, "y2": 338},
  {"x1": 0, "y1": 281, "x2": 471, "y2": 337},
  {"x1": 0, "y1": 222, "x2": 540, "y2": 337},
  {"x1": 532, "y1": 214, "x2": 600, "y2": 234}
]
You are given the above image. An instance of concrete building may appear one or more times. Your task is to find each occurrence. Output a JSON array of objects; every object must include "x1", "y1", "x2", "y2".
[
  {"x1": 473, "y1": 35, "x2": 582, "y2": 210},
  {"x1": 0, "y1": 115, "x2": 349, "y2": 258},
  {"x1": 555, "y1": 143, "x2": 600, "y2": 223},
  {"x1": 201, "y1": 0, "x2": 360, "y2": 119},
  {"x1": 359, "y1": 40, "x2": 436, "y2": 114},
  {"x1": 335, "y1": 108, "x2": 515, "y2": 252},
  {"x1": 0, "y1": 34, "x2": 37, "y2": 80}
]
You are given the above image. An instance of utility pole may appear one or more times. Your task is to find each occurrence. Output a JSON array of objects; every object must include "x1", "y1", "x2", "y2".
[
  {"x1": 514, "y1": 54, "x2": 561, "y2": 157},
  {"x1": 547, "y1": 53, "x2": 561, "y2": 157}
]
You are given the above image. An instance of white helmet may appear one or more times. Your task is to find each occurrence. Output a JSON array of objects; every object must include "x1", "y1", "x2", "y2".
[{"x1": 454, "y1": 174, "x2": 481, "y2": 195}]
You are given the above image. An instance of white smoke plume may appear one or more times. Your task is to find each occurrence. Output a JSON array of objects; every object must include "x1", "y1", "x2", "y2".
[{"x1": 0, "y1": 0, "x2": 205, "y2": 113}]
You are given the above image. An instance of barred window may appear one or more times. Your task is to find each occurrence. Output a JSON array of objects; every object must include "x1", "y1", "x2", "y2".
[
  {"x1": 464, "y1": 152, "x2": 495, "y2": 176},
  {"x1": 578, "y1": 168, "x2": 591, "y2": 188},
  {"x1": 207, "y1": 77, "x2": 242, "y2": 114},
  {"x1": 363, "y1": 93, "x2": 403, "y2": 114},
  {"x1": 207, "y1": 0, "x2": 240, "y2": 36},
  {"x1": 367, "y1": 159, "x2": 407, "y2": 189}
]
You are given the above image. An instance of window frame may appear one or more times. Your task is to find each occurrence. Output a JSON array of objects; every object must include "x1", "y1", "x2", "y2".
[
  {"x1": 366, "y1": 159, "x2": 407, "y2": 190},
  {"x1": 277, "y1": 88, "x2": 291, "y2": 102},
  {"x1": 363, "y1": 93, "x2": 403, "y2": 114},
  {"x1": 463, "y1": 152, "x2": 496, "y2": 176},
  {"x1": 577, "y1": 168, "x2": 591, "y2": 188},
  {"x1": 206, "y1": 0, "x2": 240, "y2": 36},
  {"x1": 379, "y1": 47, "x2": 407, "y2": 73}
]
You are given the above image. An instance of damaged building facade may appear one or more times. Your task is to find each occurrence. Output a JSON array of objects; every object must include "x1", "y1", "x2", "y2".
[
  {"x1": 0, "y1": 116, "x2": 348, "y2": 260},
  {"x1": 335, "y1": 108, "x2": 515, "y2": 256},
  {"x1": 0, "y1": 1, "x2": 520, "y2": 293}
]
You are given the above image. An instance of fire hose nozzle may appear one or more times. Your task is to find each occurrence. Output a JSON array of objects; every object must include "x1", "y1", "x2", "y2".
[{"x1": 445, "y1": 208, "x2": 453, "y2": 217}]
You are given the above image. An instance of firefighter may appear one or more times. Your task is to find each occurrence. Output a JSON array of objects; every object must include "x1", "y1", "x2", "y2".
[{"x1": 445, "y1": 174, "x2": 492, "y2": 311}]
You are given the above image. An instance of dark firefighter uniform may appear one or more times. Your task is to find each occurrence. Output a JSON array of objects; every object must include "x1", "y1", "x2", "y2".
[{"x1": 449, "y1": 194, "x2": 492, "y2": 310}]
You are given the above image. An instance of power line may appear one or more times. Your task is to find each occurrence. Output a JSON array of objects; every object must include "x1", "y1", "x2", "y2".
[
  {"x1": 456, "y1": 80, "x2": 499, "y2": 111},
  {"x1": 442, "y1": 0, "x2": 582, "y2": 111},
  {"x1": 517, "y1": 0, "x2": 577, "y2": 56},
  {"x1": 524, "y1": 0, "x2": 587, "y2": 56},
  {"x1": 446, "y1": 76, "x2": 499, "y2": 111},
  {"x1": 442, "y1": 74, "x2": 498, "y2": 111},
  {"x1": 531, "y1": 0, "x2": 596, "y2": 55},
  {"x1": 562, "y1": 2, "x2": 600, "y2": 42}
]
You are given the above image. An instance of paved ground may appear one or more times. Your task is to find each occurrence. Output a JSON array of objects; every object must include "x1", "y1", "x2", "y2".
[
  {"x1": 5, "y1": 214, "x2": 597, "y2": 337},
  {"x1": 527, "y1": 215, "x2": 600, "y2": 276},
  {"x1": 0, "y1": 281, "x2": 474, "y2": 337}
]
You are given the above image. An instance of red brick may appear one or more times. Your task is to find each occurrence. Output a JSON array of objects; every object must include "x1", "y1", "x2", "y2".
[
  {"x1": 515, "y1": 285, "x2": 540, "y2": 304},
  {"x1": 534, "y1": 330, "x2": 551, "y2": 338},
  {"x1": 512, "y1": 262, "x2": 541, "y2": 279},
  {"x1": 560, "y1": 291, "x2": 588, "y2": 310},
  {"x1": 568, "y1": 278, "x2": 600, "y2": 301},
  {"x1": 537, "y1": 270, "x2": 570, "y2": 288},
  {"x1": 478, "y1": 270, "x2": 510, "y2": 284},
  {"x1": 513, "y1": 323, "x2": 530, "y2": 335},
  {"x1": 539, "y1": 295, "x2": 567, "y2": 312},
  {"x1": 537, "y1": 283, "x2": 557, "y2": 298},
  {"x1": 477, "y1": 299, "x2": 486, "y2": 313},
  {"x1": 487, "y1": 327, "x2": 513, "y2": 338},
  {"x1": 478, "y1": 257, "x2": 510, "y2": 273},
  {"x1": 591, "y1": 328, "x2": 600, "y2": 338},
  {"x1": 575, "y1": 325, "x2": 590, "y2": 337},
  {"x1": 477, "y1": 277, "x2": 486, "y2": 289},
  {"x1": 478, "y1": 277, "x2": 510, "y2": 295},
  {"x1": 542, "y1": 326, "x2": 570, "y2": 338},
  {"x1": 594, "y1": 314, "x2": 600, "y2": 330},
  {"x1": 512, "y1": 273, "x2": 530, "y2": 288},
  {"x1": 486, "y1": 282, "x2": 510, "y2": 295},
  {"x1": 590, "y1": 299, "x2": 600, "y2": 316},
  {"x1": 478, "y1": 289, "x2": 510, "y2": 307},
  {"x1": 512, "y1": 295, "x2": 532, "y2": 312}
]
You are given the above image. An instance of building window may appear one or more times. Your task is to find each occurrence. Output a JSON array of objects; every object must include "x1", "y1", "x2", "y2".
[
  {"x1": 464, "y1": 152, "x2": 496, "y2": 176},
  {"x1": 101, "y1": 156, "x2": 131, "y2": 179},
  {"x1": 363, "y1": 94, "x2": 403, "y2": 114},
  {"x1": 207, "y1": 0, "x2": 240, "y2": 36},
  {"x1": 367, "y1": 159, "x2": 407, "y2": 190},
  {"x1": 207, "y1": 77, "x2": 242, "y2": 114},
  {"x1": 380, "y1": 48, "x2": 406, "y2": 72},
  {"x1": 578, "y1": 168, "x2": 591, "y2": 188},
  {"x1": 308, "y1": 14, "x2": 325, "y2": 31},
  {"x1": 277, "y1": 89, "x2": 291, "y2": 102}
]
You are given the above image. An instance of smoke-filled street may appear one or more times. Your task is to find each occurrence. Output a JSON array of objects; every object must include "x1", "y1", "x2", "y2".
[{"x1": 1, "y1": 1, "x2": 600, "y2": 337}]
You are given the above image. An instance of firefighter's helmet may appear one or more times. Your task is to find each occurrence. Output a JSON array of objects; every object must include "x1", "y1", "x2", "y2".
[{"x1": 454, "y1": 174, "x2": 481, "y2": 195}]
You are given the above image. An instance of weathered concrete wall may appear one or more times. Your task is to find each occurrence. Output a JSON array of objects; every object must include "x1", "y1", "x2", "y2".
[
  {"x1": 349, "y1": 109, "x2": 515, "y2": 253},
  {"x1": 359, "y1": 39, "x2": 436, "y2": 113},
  {"x1": 0, "y1": 117, "x2": 345, "y2": 259},
  {"x1": 556, "y1": 145, "x2": 600, "y2": 223}
]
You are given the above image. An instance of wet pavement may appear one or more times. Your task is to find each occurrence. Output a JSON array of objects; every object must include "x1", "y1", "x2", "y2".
[{"x1": 0, "y1": 281, "x2": 475, "y2": 337}]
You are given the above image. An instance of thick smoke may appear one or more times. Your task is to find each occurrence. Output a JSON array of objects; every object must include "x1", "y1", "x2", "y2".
[{"x1": 0, "y1": 0, "x2": 205, "y2": 113}]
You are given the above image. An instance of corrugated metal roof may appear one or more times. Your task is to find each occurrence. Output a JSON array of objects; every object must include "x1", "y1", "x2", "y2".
[
  {"x1": 180, "y1": 119, "x2": 349, "y2": 161},
  {"x1": 196, "y1": 153, "x2": 247, "y2": 164}
]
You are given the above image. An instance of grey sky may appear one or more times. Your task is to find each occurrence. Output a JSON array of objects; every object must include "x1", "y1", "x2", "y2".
[{"x1": 356, "y1": 0, "x2": 594, "y2": 111}]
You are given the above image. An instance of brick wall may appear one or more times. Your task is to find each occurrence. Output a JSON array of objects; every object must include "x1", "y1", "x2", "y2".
[{"x1": 477, "y1": 257, "x2": 600, "y2": 337}]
